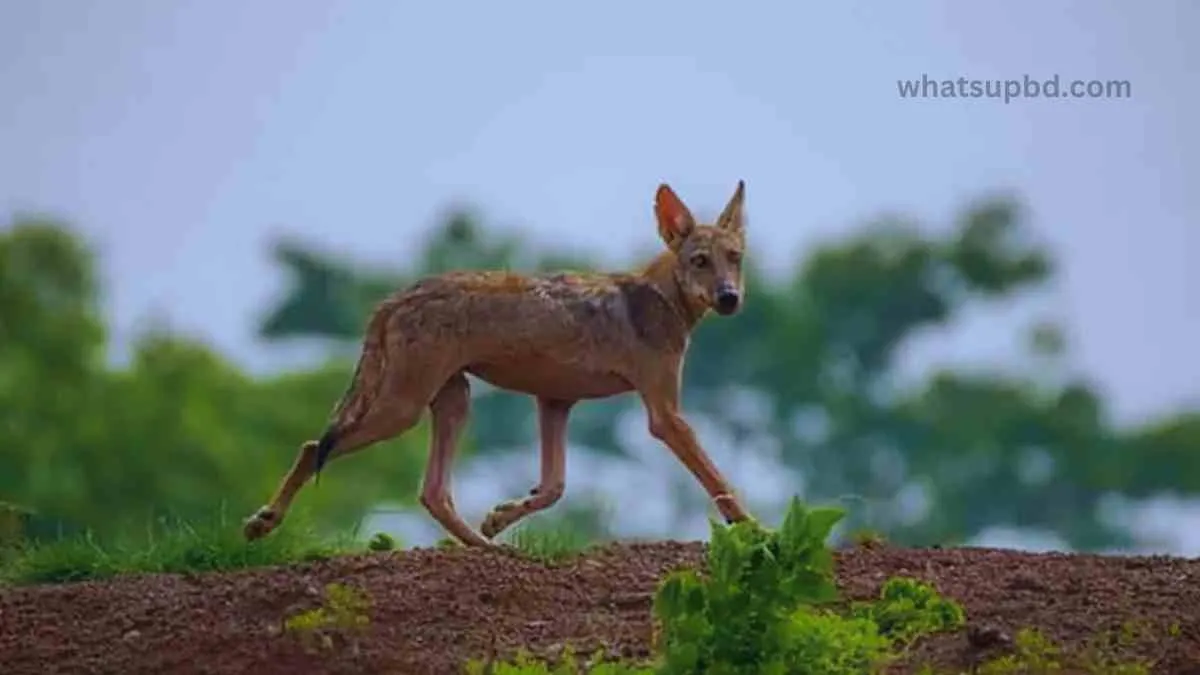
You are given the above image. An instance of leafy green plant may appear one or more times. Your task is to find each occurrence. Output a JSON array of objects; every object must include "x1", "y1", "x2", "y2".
[
  {"x1": 653, "y1": 497, "x2": 893, "y2": 675},
  {"x1": 853, "y1": 577, "x2": 966, "y2": 646},
  {"x1": 283, "y1": 582, "x2": 373, "y2": 654},
  {"x1": 472, "y1": 496, "x2": 966, "y2": 675},
  {"x1": 367, "y1": 531, "x2": 397, "y2": 552}
]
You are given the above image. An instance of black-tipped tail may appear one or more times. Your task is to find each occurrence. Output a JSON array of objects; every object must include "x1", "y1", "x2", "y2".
[{"x1": 312, "y1": 427, "x2": 341, "y2": 480}]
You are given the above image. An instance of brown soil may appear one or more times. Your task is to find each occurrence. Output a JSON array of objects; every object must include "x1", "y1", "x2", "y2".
[{"x1": 2, "y1": 542, "x2": 1199, "y2": 675}]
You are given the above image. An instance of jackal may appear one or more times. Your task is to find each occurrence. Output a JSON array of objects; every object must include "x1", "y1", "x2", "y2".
[{"x1": 244, "y1": 181, "x2": 754, "y2": 546}]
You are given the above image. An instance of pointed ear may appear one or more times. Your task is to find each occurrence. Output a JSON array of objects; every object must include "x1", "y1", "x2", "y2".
[
  {"x1": 655, "y1": 183, "x2": 696, "y2": 250},
  {"x1": 717, "y1": 180, "x2": 745, "y2": 234}
]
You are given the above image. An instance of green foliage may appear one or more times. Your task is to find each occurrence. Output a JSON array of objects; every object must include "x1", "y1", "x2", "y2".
[
  {"x1": 0, "y1": 511, "x2": 345, "y2": 585},
  {"x1": 974, "y1": 626, "x2": 1154, "y2": 675},
  {"x1": 476, "y1": 497, "x2": 965, "y2": 674},
  {"x1": 974, "y1": 628, "x2": 1061, "y2": 674},
  {"x1": 852, "y1": 577, "x2": 966, "y2": 646},
  {"x1": 0, "y1": 217, "x2": 435, "y2": 543},
  {"x1": 367, "y1": 532, "x2": 397, "y2": 552},
  {"x1": 283, "y1": 582, "x2": 373, "y2": 654},
  {"x1": 848, "y1": 528, "x2": 887, "y2": 548},
  {"x1": 653, "y1": 497, "x2": 889, "y2": 674}
]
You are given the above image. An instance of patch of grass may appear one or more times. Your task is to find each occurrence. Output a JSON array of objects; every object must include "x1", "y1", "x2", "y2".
[
  {"x1": 503, "y1": 519, "x2": 593, "y2": 564},
  {"x1": 436, "y1": 536, "x2": 462, "y2": 550},
  {"x1": 465, "y1": 646, "x2": 653, "y2": 675},
  {"x1": 0, "y1": 510, "x2": 350, "y2": 586},
  {"x1": 283, "y1": 582, "x2": 373, "y2": 655},
  {"x1": 975, "y1": 626, "x2": 1154, "y2": 675},
  {"x1": 847, "y1": 527, "x2": 887, "y2": 548}
]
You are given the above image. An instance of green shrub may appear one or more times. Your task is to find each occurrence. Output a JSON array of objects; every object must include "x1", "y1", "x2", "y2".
[
  {"x1": 471, "y1": 496, "x2": 967, "y2": 674},
  {"x1": 853, "y1": 576, "x2": 966, "y2": 646},
  {"x1": 653, "y1": 497, "x2": 892, "y2": 674}
]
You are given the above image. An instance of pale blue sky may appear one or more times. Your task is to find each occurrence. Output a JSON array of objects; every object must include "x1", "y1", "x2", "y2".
[{"x1": 2, "y1": 1, "x2": 1196, "y2": 428}]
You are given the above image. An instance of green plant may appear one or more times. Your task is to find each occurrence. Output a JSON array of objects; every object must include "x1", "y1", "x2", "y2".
[
  {"x1": 854, "y1": 577, "x2": 966, "y2": 646},
  {"x1": 283, "y1": 582, "x2": 373, "y2": 654},
  {"x1": 1076, "y1": 620, "x2": 1155, "y2": 675},
  {"x1": 471, "y1": 496, "x2": 966, "y2": 675},
  {"x1": 976, "y1": 627, "x2": 1152, "y2": 675},
  {"x1": 848, "y1": 528, "x2": 886, "y2": 548},
  {"x1": 976, "y1": 628, "x2": 1064, "y2": 674},
  {"x1": 653, "y1": 497, "x2": 892, "y2": 674},
  {"x1": 367, "y1": 531, "x2": 397, "y2": 552}
]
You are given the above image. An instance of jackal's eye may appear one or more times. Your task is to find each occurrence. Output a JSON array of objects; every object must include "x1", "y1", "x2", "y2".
[
  {"x1": 691, "y1": 253, "x2": 710, "y2": 269},
  {"x1": 727, "y1": 251, "x2": 743, "y2": 265}
]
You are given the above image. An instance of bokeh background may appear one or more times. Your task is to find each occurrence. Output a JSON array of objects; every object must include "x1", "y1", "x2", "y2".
[{"x1": 2, "y1": 2, "x2": 1197, "y2": 554}]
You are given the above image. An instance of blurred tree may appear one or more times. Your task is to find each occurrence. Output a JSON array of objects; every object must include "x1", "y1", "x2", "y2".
[
  {"x1": 0, "y1": 216, "x2": 433, "y2": 540},
  {"x1": 257, "y1": 196, "x2": 1200, "y2": 550}
]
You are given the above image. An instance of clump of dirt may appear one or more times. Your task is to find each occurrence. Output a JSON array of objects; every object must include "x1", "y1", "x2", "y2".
[{"x1": 2, "y1": 542, "x2": 1198, "y2": 674}]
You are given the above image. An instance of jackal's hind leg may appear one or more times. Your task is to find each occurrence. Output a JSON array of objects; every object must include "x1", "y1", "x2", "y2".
[
  {"x1": 480, "y1": 398, "x2": 573, "y2": 539},
  {"x1": 243, "y1": 400, "x2": 423, "y2": 541},
  {"x1": 420, "y1": 373, "x2": 495, "y2": 548}
]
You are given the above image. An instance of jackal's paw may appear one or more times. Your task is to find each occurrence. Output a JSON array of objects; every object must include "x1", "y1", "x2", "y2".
[
  {"x1": 243, "y1": 507, "x2": 281, "y2": 541},
  {"x1": 480, "y1": 506, "x2": 518, "y2": 539}
]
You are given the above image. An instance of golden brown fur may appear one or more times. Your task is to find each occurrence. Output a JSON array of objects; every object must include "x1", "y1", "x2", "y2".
[{"x1": 244, "y1": 181, "x2": 754, "y2": 546}]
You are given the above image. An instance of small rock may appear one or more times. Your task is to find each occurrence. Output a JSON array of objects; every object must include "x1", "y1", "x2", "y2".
[
  {"x1": 967, "y1": 624, "x2": 1011, "y2": 649},
  {"x1": 1007, "y1": 572, "x2": 1048, "y2": 592}
]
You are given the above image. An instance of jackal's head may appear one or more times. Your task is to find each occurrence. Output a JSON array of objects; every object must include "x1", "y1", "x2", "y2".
[{"x1": 654, "y1": 181, "x2": 747, "y2": 316}]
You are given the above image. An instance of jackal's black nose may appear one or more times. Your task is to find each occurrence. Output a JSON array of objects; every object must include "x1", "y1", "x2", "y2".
[{"x1": 715, "y1": 288, "x2": 741, "y2": 314}]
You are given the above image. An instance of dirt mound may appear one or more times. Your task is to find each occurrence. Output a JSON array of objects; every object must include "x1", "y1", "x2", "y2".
[{"x1": 2, "y1": 542, "x2": 1199, "y2": 674}]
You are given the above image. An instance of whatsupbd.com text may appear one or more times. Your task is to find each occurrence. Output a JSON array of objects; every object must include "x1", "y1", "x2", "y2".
[{"x1": 897, "y1": 74, "x2": 1131, "y2": 103}]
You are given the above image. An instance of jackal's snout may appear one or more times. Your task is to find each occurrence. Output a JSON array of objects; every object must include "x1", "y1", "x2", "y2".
[{"x1": 714, "y1": 281, "x2": 741, "y2": 315}]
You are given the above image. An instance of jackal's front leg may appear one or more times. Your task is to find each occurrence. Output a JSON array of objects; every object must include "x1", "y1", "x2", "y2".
[
  {"x1": 480, "y1": 397, "x2": 574, "y2": 539},
  {"x1": 637, "y1": 369, "x2": 751, "y2": 524}
]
